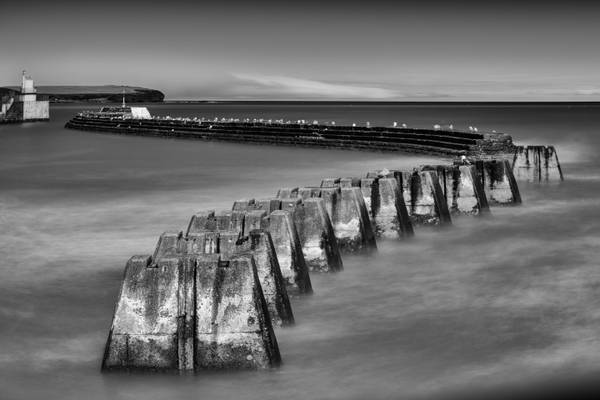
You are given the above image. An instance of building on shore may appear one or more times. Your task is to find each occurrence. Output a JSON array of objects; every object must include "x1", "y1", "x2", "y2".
[{"x1": 0, "y1": 71, "x2": 49, "y2": 122}]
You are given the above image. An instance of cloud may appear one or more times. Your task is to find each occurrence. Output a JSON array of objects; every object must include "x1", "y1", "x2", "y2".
[{"x1": 231, "y1": 73, "x2": 399, "y2": 100}]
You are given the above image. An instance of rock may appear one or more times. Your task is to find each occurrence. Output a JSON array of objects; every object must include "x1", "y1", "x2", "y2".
[
  {"x1": 512, "y1": 145, "x2": 563, "y2": 182},
  {"x1": 268, "y1": 210, "x2": 313, "y2": 294},
  {"x1": 475, "y1": 159, "x2": 522, "y2": 205},
  {"x1": 232, "y1": 199, "x2": 256, "y2": 211},
  {"x1": 373, "y1": 178, "x2": 414, "y2": 239},
  {"x1": 292, "y1": 198, "x2": 343, "y2": 272}
]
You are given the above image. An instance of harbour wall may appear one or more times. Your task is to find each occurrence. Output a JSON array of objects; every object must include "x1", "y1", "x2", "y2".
[{"x1": 65, "y1": 115, "x2": 516, "y2": 156}]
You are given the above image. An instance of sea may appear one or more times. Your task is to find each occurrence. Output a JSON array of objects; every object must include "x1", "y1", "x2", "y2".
[{"x1": 1, "y1": 103, "x2": 599, "y2": 400}]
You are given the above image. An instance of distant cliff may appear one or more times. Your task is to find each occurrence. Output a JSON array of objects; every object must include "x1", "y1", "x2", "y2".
[{"x1": 0, "y1": 85, "x2": 165, "y2": 103}]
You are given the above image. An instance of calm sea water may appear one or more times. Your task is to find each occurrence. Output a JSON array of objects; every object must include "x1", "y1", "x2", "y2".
[{"x1": 1, "y1": 103, "x2": 599, "y2": 400}]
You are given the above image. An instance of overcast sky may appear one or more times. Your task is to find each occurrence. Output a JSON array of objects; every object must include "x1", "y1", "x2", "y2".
[{"x1": 1, "y1": 0, "x2": 599, "y2": 100}]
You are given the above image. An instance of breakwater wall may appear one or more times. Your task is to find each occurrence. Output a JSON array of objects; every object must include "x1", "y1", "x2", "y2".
[
  {"x1": 65, "y1": 114, "x2": 516, "y2": 156},
  {"x1": 103, "y1": 157, "x2": 536, "y2": 372}
]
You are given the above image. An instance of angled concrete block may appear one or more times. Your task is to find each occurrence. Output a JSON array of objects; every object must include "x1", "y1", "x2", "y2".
[
  {"x1": 476, "y1": 159, "x2": 522, "y2": 205},
  {"x1": 297, "y1": 187, "x2": 321, "y2": 200},
  {"x1": 512, "y1": 145, "x2": 564, "y2": 182},
  {"x1": 339, "y1": 177, "x2": 361, "y2": 188},
  {"x1": 318, "y1": 187, "x2": 338, "y2": 222},
  {"x1": 186, "y1": 231, "x2": 219, "y2": 255},
  {"x1": 320, "y1": 178, "x2": 340, "y2": 187},
  {"x1": 153, "y1": 231, "x2": 184, "y2": 261},
  {"x1": 332, "y1": 187, "x2": 377, "y2": 253},
  {"x1": 268, "y1": 210, "x2": 313, "y2": 295},
  {"x1": 195, "y1": 255, "x2": 281, "y2": 369},
  {"x1": 243, "y1": 210, "x2": 269, "y2": 236},
  {"x1": 293, "y1": 198, "x2": 343, "y2": 272},
  {"x1": 186, "y1": 211, "x2": 215, "y2": 235},
  {"x1": 280, "y1": 197, "x2": 303, "y2": 215},
  {"x1": 373, "y1": 178, "x2": 414, "y2": 239},
  {"x1": 222, "y1": 230, "x2": 294, "y2": 327},
  {"x1": 232, "y1": 199, "x2": 256, "y2": 211},
  {"x1": 406, "y1": 171, "x2": 452, "y2": 226},
  {"x1": 276, "y1": 187, "x2": 299, "y2": 198},
  {"x1": 359, "y1": 178, "x2": 379, "y2": 227},
  {"x1": 254, "y1": 198, "x2": 282, "y2": 213},
  {"x1": 102, "y1": 256, "x2": 194, "y2": 371},
  {"x1": 454, "y1": 165, "x2": 490, "y2": 215}
]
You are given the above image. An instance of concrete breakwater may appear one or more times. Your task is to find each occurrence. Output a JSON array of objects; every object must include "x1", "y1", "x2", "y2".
[
  {"x1": 102, "y1": 157, "x2": 536, "y2": 372},
  {"x1": 65, "y1": 114, "x2": 516, "y2": 156}
]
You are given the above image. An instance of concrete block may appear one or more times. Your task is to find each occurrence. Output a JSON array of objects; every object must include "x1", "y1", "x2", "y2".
[
  {"x1": 280, "y1": 197, "x2": 303, "y2": 215},
  {"x1": 359, "y1": 178, "x2": 379, "y2": 228},
  {"x1": 186, "y1": 231, "x2": 219, "y2": 255},
  {"x1": 318, "y1": 187, "x2": 338, "y2": 221},
  {"x1": 276, "y1": 187, "x2": 298, "y2": 198},
  {"x1": 186, "y1": 211, "x2": 215, "y2": 235},
  {"x1": 195, "y1": 255, "x2": 281, "y2": 369},
  {"x1": 243, "y1": 210, "x2": 269, "y2": 236},
  {"x1": 268, "y1": 210, "x2": 313, "y2": 295},
  {"x1": 320, "y1": 178, "x2": 340, "y2": 187},
  {"x1": 222, "y1": 230, "x2": 294, "y2": 327},
  {"x1": 293, "y1": 198, "x2": 343, "y2": 272},
  {"x1": 254, "y1": 198, "x2": 282, "y2": 213},
  {"x1": 102, "y1": 256, "x2": 194, "y2": 371},
  {"x1": 339, "y1": 177, "x2": 360, "y2": 188},
  {"x1": 232, "y1": 199, "x2": 256, "y2": 211},
  {"x1": 454, "y1": 166, "x2": 490, "y2": 215},
  {"x1": 512, "y1": 145, "x2": 564, "y2": 182},
  {"x1": 297, "y1": 187, "x2": 321, "y2": 200},
  {"x1": 153, "y1": 231, "x2": 184, "y2": 261},
  {"x1": 476, "y1": 159, "x2": 522, "y2": 205},
  {"x1": 406, "y1": 171, "x2": 452, "y2": 225},
  {"x1": 373, "y1": 178, "x2": 414, "y2": 239},
  {"x1": 332, "y1": 187, "x2": 378, "y2": 253}
]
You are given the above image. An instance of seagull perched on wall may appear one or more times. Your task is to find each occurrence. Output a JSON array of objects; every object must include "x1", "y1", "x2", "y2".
[
  {"x1": 401, "y1": 123, "x2": 407, "y2": 128},
  {"x1": 433, "y1": 124, "x2": 441, "y2": 130},
  {"x1": 469, "y1": 126, "x2": 474, "y2": 132}
]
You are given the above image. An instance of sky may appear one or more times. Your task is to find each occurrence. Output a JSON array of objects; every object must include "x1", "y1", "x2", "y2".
[{"x1": 1, "y1": 0, "x2": 599, "y2": 101}]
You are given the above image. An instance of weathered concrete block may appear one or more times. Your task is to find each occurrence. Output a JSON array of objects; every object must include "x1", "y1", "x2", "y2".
[
  {"x1": 320, "y1": 178, "x2": 340, "y2": 187},
  {"x1": 218, "y1": 230, "x2": 243, "y2": 255},
  {"x1": 297, "y1": 187, "x2": 321, "y2": 200},
  {"x1": 373, "y1": 178, "x2": 414, "y2": 239},
  {"x1": 276, "y1": 187, "x2": 299, "y2": 198},
  {"x1": 280, "y1": 197, "x2": 303, "y2": 215},
  {"x1": 359, "y1": 178, "x2": 379, "y2": 228},
  {"x1": 195, "y1": 255, "x2": 281, "y2": 369},
  {"x1": 475, "y1": 159, "x2": 522, "y2": 205},
  {"x1": 254, "y1": 198, "x2": 282, "y2": 213},
  {"x1": 331, "y1": 187, "x2": 378, "y2": 253},
  {"x1": 186, "y1": 211, "x2": 244, "y2": 235},
  {"x1": 232, "y1": 199, "x2": 256, "y2": 211},
  {"x1": 512, "y1": 145, "x2": 563, "y2": 182},
  {"x1": 221, "y1": 230, "x2": 294, "y2": 327},
  {"x1": 102, "y1": 256, "x2": 195, "y2": 371},
  {"x1": 268, "y1": 210, "x2": 313, "y2": 295},
  {"x1": 293, "y1": 198, "x2": 343, "y2": 272},
  {"x1": 153, "y1": 231, "x2": 184, "y2": 261},
  {"x1": 339, "y1": 177, "x2": 360, "y2": 188},
  {"x1": 186, "y1": 231, "x2": 219, "y2": 255},
  {"x1": 405, "y1": 170, "x2": 452, "y2": 226},
  {"x1": 186, "y1": 211, "x2": 215, "y2": 235},
  {"x1": 243, "y1": 209, "x2": 269, "y2": 236},
  {"x1": 318, "y1": 187, "x2": 338, "y2": 221}
]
